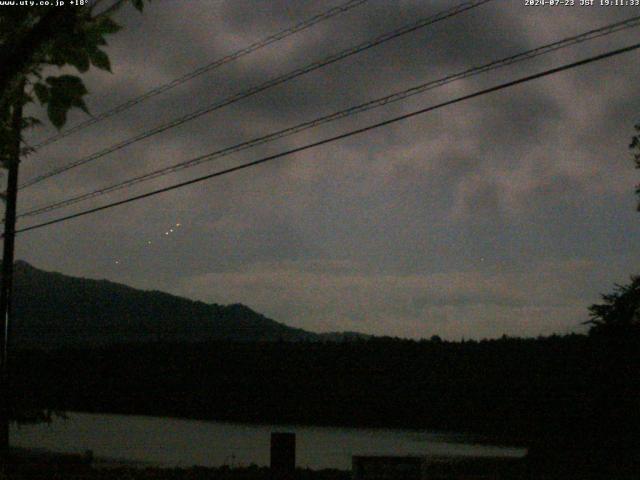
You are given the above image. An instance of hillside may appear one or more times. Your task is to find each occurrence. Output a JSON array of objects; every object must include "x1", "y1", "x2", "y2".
[{"x1": 9, "y1": 260, "x2": 360, "y2": 348}]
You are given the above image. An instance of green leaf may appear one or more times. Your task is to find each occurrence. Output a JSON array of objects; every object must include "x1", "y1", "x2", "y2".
[
  {"x1": 88, "y1": 48, "x2": 111, "y2": 72},
  {"x1": 44, "y1": 75, "x2": 90, "y2": 128},
  {"x1": 46, "y1": 75, "x2": 88, "y2": 100},
  {"x1": 94, "y1": 16, "x2": 121, "y2": 35},
  {"x1": 33, "y1": 83, "x2": 49, "y2": 104},
  {"x1": 47, "y1": 48, "x2": 67, "y2": 67},
  {"x1": 72, "y1": 96, "x2": 89, "y2": 114},
  {"x1": 84, "y1": 23, "x2": 108, "y2": 46},
  {"x1": 47, "y1": 99, "x2": 67, "y2": 129},
  {"x1": 66, "y1": 48, "x2": 91, "y2": 73}
]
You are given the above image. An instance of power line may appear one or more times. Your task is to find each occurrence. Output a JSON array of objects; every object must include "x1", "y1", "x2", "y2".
[
  {"x1": 18, "y1": 15, "x2": 640, "y2": 219},
  {"x1": 15, "y1": 41, "x2": 640, "y2": 235},
  {"x1": 19, "y1": 0, "x2": 493, "y2": 189},
  {"x1": 28, "y1": 0, "x2": 370, "y2": 151}
]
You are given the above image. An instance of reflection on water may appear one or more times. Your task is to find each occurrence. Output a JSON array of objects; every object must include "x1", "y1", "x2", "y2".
[{"x1": 11, "y1": 412, "x2": 526, "y2": 470}]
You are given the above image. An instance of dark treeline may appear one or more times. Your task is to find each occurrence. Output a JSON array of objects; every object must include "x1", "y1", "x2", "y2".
[
  {"x1": 9, "y1": 330, "x2": 640, "y2": 475},
  {"x1": 8, "y1": 334, "x2": 635, "y2": 437}
]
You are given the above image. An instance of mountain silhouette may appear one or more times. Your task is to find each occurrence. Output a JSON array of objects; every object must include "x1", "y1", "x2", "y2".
[{"x1": 10, "y1": 260, "x2": 366, "y2": 348}]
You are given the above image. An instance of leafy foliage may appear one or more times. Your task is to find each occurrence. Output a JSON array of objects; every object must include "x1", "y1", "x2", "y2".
[
  {"x1": 0, "y1": 1, "x2": 149, "y2": 166},
  {"x1": 586, "y1": 276, "x2": 640, "y2": 337},
  {"x1": 629, "y1": 124, "x2": 640, "y2": 209},
  {"x1": 44, "y1": 75, "x2": 90, "y2": 128},
  {"x1": 0, "y1": 1, "x2": 149, "y2": 425}
]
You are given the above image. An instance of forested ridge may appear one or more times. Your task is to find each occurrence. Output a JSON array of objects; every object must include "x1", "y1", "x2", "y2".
[{"x1": 10, "y1": 261, "x2": 365, "y2": 347}]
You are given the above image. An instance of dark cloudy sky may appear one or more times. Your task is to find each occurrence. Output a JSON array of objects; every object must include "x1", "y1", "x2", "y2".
[{"x1": 15, "y1": 0, "x2": 640, "y2": 340}]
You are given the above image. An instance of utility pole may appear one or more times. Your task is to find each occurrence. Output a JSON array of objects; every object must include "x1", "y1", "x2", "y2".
[{"x1": 0, "y1": 80, "x2": 25, "y2": 461}]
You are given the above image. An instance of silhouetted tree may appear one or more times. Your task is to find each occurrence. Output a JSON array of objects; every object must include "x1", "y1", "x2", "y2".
[
  {"x1": 579, "y1": 277, "x2": 640, "y2": 474},
  {"x1": 0, "y1": 0, "x2": 150, "y2": 425},
  {"x1": 0, "y1": 0, "x2": 150, "y2": 165},
  {"x1": 585, "y1": 276, "x2": 640, "y2": 337},
  {"x1": 630, "y1": 124, "x2": 640, "y2": 209}
]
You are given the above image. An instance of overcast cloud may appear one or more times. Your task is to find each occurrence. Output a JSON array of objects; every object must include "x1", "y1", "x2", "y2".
[{"x1": 14, "y1": 0, "x2": 640, "y2": 339}]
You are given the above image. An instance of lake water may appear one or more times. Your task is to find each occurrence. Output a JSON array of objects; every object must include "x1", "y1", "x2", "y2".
[{"x1": 11, "y1": 412, "x2": 527, "y2": 470}]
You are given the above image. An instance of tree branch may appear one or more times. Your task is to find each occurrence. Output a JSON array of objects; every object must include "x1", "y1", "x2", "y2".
[{"x1": 0, "y1": 8, "x2": 78, "y2": 110}]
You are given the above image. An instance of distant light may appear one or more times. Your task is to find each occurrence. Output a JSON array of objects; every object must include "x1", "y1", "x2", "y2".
[{"x1": 169, "y1": 229, "x2": 174, "y2": 233}]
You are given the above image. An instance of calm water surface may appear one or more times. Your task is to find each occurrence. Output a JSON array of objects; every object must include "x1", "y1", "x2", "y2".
[{"x1": 11, "y1": 412, "x2": 526, "y2": 470}]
